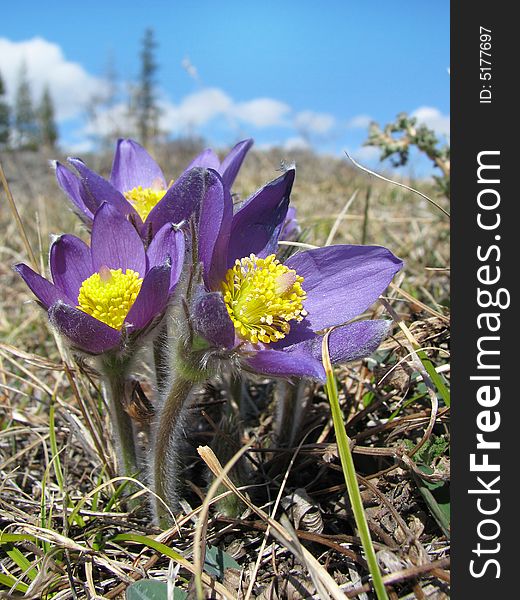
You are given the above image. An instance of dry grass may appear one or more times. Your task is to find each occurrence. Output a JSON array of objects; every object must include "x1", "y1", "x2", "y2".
[{"x1": 0, "y1": 143, "x2": 450, "y2": 599}]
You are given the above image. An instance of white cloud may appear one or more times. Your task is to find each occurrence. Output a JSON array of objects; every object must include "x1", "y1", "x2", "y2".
[
  {"x1": 78, "y1": 89, "x2": 293, "y2": 144},
  {"x1": 294, "y1": 110, "x2": 335, "y2": 135},
  {"x1": 233, "y1": 98, "x2": 291, "y2": 128},
  {"x1": 0, "y1": 37, "x2": 106, "y2": 121},
  {"x1": 350, "y1": 145, "x2": 381, "y2": 163},
  {"x1": 81, "y1": 102, "x2": 134, "y2": 139},
  {"x1": 283, "y1": 136, "x2": 311, "y2": 151},
  {"x1": 0, "y1": 36, "x2": 348, "y2": 152},
  {"x1": 81, "y1": 88, "x2": 292, "y2": 140},
  {"x1": 411, "y1": 106, "x2": 450, "y2": 138},
  {"x1": 347, "y1": 114, "x2": 373, "y2": 129},
  {"x1": 161, "y1": 88, "x2": 233, "y2": 131},
  {"x1": 85, "y1": 88, "x2": 291, "y2": 139}
]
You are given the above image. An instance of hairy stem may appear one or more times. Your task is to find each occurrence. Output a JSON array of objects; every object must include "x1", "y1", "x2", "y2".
[
  {"x1": 99, "y1": 355, "x2": 138, "y2": 478},
  {"x1": 153, "y1": 373, "x2": 194, "y2": 523},
  {"x1": 273, "y1": 379, "x2": 310, "y2": 448},
  {"x1": 153, "y1": 323, "x2": 169, "y2": 394}
]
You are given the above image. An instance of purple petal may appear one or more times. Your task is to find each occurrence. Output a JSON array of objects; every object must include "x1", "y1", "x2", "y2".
[
  {"x1": 280, "y1": 206, "x2": 301, "y2": 241},
  {"x1": 227, "y1": 169, "x2": 295, "y2": 266},
  {"x1": 285, "y1": 206, "x2": 297, "y2": 222},
  {"x1": 147, "y1": 223, "x2": 186, "y2": 291},
  {"x1": 68, "y1": 158, "x2": 141, "y2": 223},
  {"x1": 14, "y1": 264, "x2": 73, "y2": 309},
  {"x1": 192, "y1": 291, "x2": 235, "y2": 349},
  {"x1": 54, "y1": 162, "x2": 95, "y2": 220},
  {"x1": 246, "y1": 319, "x2": 393, "y2": 381},
  {"x1": 244, "y1": 346, "x2": 325, "y2": 381},
  {"x1": 197, "y1": 171, "x2": 232, "y2": 289},
  {"x1": 110, "y1": 138, "x2": 167, "y2": 192},
  {"x1": 146, "y1": 167, "x2": 212, "y2": 236},
  {"x1": 50, "y1": 235, "x2": 93, "y2": 302},
  {"x1": 125, "y1": 264, "x2": 171, "y2": 331},
  {"x1": 49, "y1": 301, "x2": 121, "y2": 354},
  {"x1": 186, "y1": 148, "x2": 220, "y2": 171},
  {"x1": 302, "y1": 320, "x2": 392, "y2": 364},
  {"x1": 284, "y1": 245, "x2": 403, "y2": 331},
  {"x1": 91, "y1": 203, "x2": 147, "y2": 275},
  {"x1": 219, "y1": 138, "x2": 253, "y2": 190}
]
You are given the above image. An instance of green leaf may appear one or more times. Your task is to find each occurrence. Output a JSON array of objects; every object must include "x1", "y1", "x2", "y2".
[
  {"x1": 0, "y1": 572, "x2": 29, "y2": 592},
  {"x1": 0, "y1": 533, "x2": 37, "y2": 544},
  {"x1": 322, "y1": 341, "x2": 389, "y2": 600},
  {"x1": 403, "y1": 436, "x2": 450, "y2": 537},
  {"x1": 203, "y1": 545, "x2": 240, "y2": 579},
  {"x1": 403, "y1": 434, "x2": 449, "y2": 468},
  {"x1": 111, "y1": 534, "x2": 184, "y2": 563},
  {"x1": 126, "y1": 580, "x2": 187, "y2": 600},
  {"x1": 413, "y1": 466, "x2": 450, "y2": 538},
  {"x1": 362, "y1": 390, "x2": 375, "y2": 408},
  {"x1": 416, "y1": 350, "x2": 450, "y2": 407},
  {"x1": 388, "y1": 393, "x2": 426, "y2": 421},
  {"x1": 3, "y1": 544, "x2": 38, "y2": 581}
]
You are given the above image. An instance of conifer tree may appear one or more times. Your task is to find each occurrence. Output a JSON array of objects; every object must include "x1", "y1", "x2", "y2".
[
  {"x1": 135, "y1": 28, "x2": 159, "y2": 147},
  {"x1": 14, "y1": 62, "x2": 38, "y2": 149},
  {"x1": 38, "y1": 85, "x2": 58, "y2": 149},
  {"x1": 0, "y1": 71, "x2": 10, "y2": 147},
  {"x1": 86, "y1": 51, "x2": 125, "y2": 149}
]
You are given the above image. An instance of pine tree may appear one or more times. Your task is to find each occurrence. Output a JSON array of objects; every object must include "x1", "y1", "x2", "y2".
[
  {"x1": 14, "y1": 62, "x2": 38, "y2": 149},
  {"x1": 135, "y1": 28, "x2": 160, "y2": 147},
  {"x1": 38, "y1": 85, "x2": 58, "y2": 149},
  {"x1": 86, "y1": 51, "x2": 126, "y2": 149},
  {"x1": 0, "y1": 70, "x2": 10, "y2": 147}
]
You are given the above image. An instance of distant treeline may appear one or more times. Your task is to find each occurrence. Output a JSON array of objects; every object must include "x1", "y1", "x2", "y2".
[
  {"x1": 0, "y1": 28, "x2": 161, "y2": 152},
  {"x1": 0, "y1": 63, "x2": 58, "y2": 150}
]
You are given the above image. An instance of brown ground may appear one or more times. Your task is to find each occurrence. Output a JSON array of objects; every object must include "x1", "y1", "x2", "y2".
[{"x1": 0, "y1": 142, "x2": 450, "y2": 599}]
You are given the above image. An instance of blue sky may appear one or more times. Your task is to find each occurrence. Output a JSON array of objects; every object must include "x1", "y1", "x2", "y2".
[{"x1": 1, "y1": 1, "x2": 449, "y2": 171}]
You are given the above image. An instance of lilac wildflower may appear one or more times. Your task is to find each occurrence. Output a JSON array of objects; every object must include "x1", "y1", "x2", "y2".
[{"x1": 54, "y1": 138, "x2": 253, "y2": 240}]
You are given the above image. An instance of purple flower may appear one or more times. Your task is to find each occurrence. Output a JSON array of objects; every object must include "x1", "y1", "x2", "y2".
[
  {"x1": 54, "y1": 138, "x2": 253, "y2": 240},
  {"x1": 14, "y1": 203, "x2": 184, "y2": 355},
  {"x1": 190, "y1": 169, "x2": 403, "y2": 381},
  {"x1": 279, "y1": 206, "x2": 301, "y2": 242}
]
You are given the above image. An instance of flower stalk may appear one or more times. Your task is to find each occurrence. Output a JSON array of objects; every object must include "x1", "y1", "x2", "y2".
[
  {"x1": 273, "y1": 379, "x2": 310, "y2": 448},
  {"x1": 153, "y1": 323, "x2": 170, "y2": 394},
  {"x1": 98, "y1": 353, "x2": 138, "y2": 478},
  {"x1": 152, "y1": 302, "x2": 212, "y2": 522},
  {"x1": 152, "y1": 367, "x2": 195, "y2": 523}
]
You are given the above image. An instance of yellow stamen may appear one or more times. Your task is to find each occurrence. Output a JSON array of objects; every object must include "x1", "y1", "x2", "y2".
[
  {"x1": 124, "y1": 186, "x2": 167, "y2": 222},
  {"x1": 77, "y1": 268, "x2": 143, "y2": 330},
  {"x1": 221, "y1": 254, "x2": 307, "y2": 344}
]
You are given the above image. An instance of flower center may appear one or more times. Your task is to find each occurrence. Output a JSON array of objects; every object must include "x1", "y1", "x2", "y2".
[
  {"x1": 221, "y1": 254, "x2": 307, "y2": 344},
  {"x1": 77, "y1": 267, "x2": 143, "y2": 330},
  {"x1": 124, "y1": 186, "x2": 167, "y2": 222}
]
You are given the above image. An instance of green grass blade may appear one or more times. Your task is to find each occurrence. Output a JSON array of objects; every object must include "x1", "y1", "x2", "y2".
[
  {"x1": 111, "y1": 533, "x2": 184, "y2": 563},
  {"x1": 0, "y1": 533, "x2": 37, "y2": 544},
  {"x1": 39, "y1": 466, "x2": 49, "y2": 554},
  {"x1": 49, "y1": 396, "x2": 64, "y2": 490},
  {"x1": 417, "y1": 350, "x2": 450, "y2": 407},
  {"x1": 0, "y1": 571, "x2": 29, "y2": 592},
  {"x1": 322, "y1": 334, "x2": 389, "y2": 600},
  {"x1": 103, "y1": 479, "x2": 132, "y2": 513},
  {"x1": 412, "y1": 469, "x2": 451, "y2": 538},
  {"x1": 3, "y1": 544, "x2": 38, "y2": 581}
]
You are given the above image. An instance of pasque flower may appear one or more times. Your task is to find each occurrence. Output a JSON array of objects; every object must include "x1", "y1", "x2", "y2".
[
  {"x1": 189, "y1": 168, "x2": 403, "y2": 381},
  {"x1": 54, "y1": 137, "x2": 253, "y2": 240},
  {"x1": 14, "y1": 202, "x2": 184, "y2": 355},
  {"x1": 152, "y1": 166, "x2": 402, "y2": 520},
  {"x1": 279, "y1": 206, "x2": 301, "y2": 242}
]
